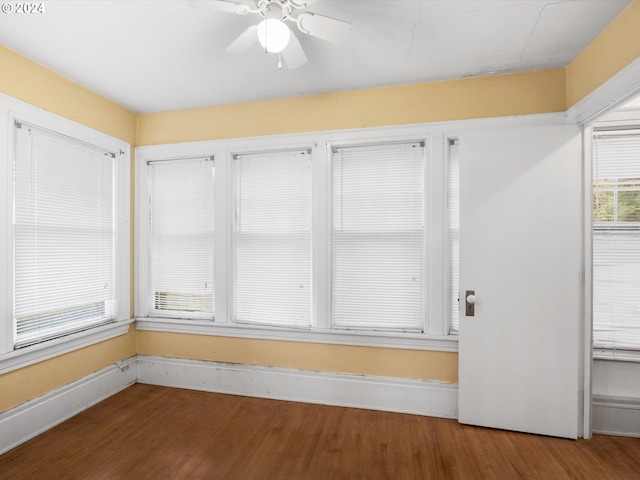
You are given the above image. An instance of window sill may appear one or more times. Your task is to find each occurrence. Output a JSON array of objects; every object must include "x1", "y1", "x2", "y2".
[
  {"x1": 0, "y1": 319, "x2": 134, "y2": 375},
  {"x1": 135, "y1": 317, "x2": 458, "y2": 352},
  {"x1": 593, "y1": 348, "x2": 640, "y2": 363}
]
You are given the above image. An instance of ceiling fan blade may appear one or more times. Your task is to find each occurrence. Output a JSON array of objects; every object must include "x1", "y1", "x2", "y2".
[
  {"x1": 188, "y1": 0, "x2": 252, "y2": 14},
  {"x1": 296, "y1": 12, "x2": 351, "y2": 45},
  {"x1": 226, "y1": 25, "x2": 258, "y2": 54},
  {"x1": 282, "y1": 33, "x2": 308, "y2": 69},
  {"x1": 290, "y1": 0, "x2": 317, "y2": 8}
]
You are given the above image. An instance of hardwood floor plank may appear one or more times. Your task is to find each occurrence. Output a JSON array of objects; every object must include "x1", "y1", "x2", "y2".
[{"x1": 1, "y1": 384, "x2": 639, "y2": 479}]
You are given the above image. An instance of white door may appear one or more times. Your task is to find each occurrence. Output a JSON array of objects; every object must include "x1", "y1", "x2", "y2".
[{"x1": 458, "y1": 124, "x2": 583, "y2": 439}]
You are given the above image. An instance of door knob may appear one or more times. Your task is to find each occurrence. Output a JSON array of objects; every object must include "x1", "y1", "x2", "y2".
[{"x1": 465, "y1": 290, "x2": 476, "y2": 316}]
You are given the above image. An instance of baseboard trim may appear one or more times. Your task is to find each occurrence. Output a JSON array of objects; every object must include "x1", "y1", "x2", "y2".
[
  {"x1": 0, "y1": 356, "x2": 137, "y2": 455},
  {"x1": 136, "y1": 355, "x2": 458, "y2": 419},
  {"x1": 592, "y1": 394, "x2": 640, "y2": 438},
  {"x1": 4, "y1": 354, "x2": 638, "y2": 451}
]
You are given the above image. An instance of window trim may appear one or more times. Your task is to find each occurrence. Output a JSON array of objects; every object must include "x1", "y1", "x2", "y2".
[
  {"x1": 0, "y1": 318, "x2": 133, "y2": 375},
  {"x1": 593, "y1": 348, "x2": 640, "y2": 362},
  {"x1": 135, "y1": 316, "x2": 458, "y2": 352},
  {"x1": 0, "y1": 93, "x2": 131, "y2": 360}
]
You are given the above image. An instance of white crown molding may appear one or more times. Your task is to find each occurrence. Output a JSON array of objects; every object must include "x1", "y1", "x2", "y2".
[
  {"x1": 0, "y1": 356, "x2": 136, "y2": 455},
  {"x1": 566, "y1": 57, "x2": 640, "y2": 126},
  {"x1": 136, "y1": 354, "x2": 458, "y2": 419}
]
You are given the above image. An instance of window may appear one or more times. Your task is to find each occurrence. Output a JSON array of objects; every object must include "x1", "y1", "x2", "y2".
[
  {"x1": 331, "y1": 142, "x2": 425, "y2": 331},
  {"x1": 593, "y1": 129, "x2": 640, "y2": 350},
  {"x1": 13, "y1": 122, "x2": 120, "y2": 347},
  {"x1": 233, "y1": 149, "x2": 311, "y2": 327},
  {"x1": 448, "y1": 139, "x2": 460, "y2": 333},
  {"x1": 148, "y1": 157, "x2": 215, "y2": 318}
]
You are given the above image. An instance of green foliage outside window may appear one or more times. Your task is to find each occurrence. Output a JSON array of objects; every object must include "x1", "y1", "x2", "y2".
[{"x1": 593, "y1": 178, "x2": 640, "y2": 223}]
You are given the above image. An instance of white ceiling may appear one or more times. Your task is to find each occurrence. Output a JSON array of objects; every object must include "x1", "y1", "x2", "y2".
[{"x1": 0, "y1": 0, "x2": 632, "y2": 114}]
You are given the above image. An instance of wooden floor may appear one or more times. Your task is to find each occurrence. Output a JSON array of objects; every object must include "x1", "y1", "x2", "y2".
[{"x1": 1, "y1": 384, "x2": 639, "y2": 479}]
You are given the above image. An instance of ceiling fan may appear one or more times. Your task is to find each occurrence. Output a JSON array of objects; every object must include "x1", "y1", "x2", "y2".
[{"x1": 189, "y1": 0, "x2": 352, "y2": 69}]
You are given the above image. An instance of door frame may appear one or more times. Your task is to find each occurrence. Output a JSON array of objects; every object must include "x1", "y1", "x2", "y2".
[{"x1": 566, "y1": 57, "x2": 640, "y2": 439}]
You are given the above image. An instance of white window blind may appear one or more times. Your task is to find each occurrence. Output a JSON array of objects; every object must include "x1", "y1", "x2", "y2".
[
  {"x1": 13, "y1": 122, "x2": 115, "y2": 347},
  {"x1": 593, "y1": 130, "x2": 640, "y2": 350},
  {"x1": 234, "y1": 149, "x2": 311, "y2": 327},
  {"x1": 332, "y1": 142, "x2": 424, "y2": 331},
  {"x1": 148, "y1": 157, "x2": 214, "y2": 318},
  {"x1": 449, "y1": 140, "x2": 460, "y2": 333}
]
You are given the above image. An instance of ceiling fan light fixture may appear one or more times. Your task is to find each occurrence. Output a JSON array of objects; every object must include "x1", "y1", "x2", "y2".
[{"x1": 257, "y1": 17, "x2": 290, "y2": 53}]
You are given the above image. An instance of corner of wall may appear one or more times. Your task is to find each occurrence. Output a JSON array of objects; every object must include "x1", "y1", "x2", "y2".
[
  {"x1": 566, "y1": 0, "x2": 640, "y2": 108},
  {"x1": 0, "y1": 47, "x2": 138, "y2": 413},
  {"x1": 0, "y1": 45, "x2": 137, "y2": 144},
  {"x1": 0, "y1": 330, "x2": 136, "y2": 414}
]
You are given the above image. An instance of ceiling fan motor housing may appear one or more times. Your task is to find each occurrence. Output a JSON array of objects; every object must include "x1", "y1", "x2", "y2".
[{"x1": 257, "y1": 0, "x2": 309, "y2": 20}]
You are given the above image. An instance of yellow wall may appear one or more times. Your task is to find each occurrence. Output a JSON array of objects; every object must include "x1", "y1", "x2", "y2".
[
  {"x1": 566, "y1": 0, "x2": 640, "y2": 108},
  {"x1": 0, "y1": 46, "x2": 138, "y2": 414},
  {"x1": 0, "y1": 46, "x2": 136, "y2": 144},
  {"x1": 133, "y1": 0, "x2": 640, "y2": 383},
  {"x1": 137, "y1": 0, "x2": 640, "y2": 146},
  {"x1": 137, "y1": 332, "x2": 458, "y2": 383},
  {"x1": 134, "y1": 69, "x2": 570, "y2": 384},
  {"x1": 137, "y1": 68, "x2": 566, "y2": 145},
  {"x1": 0, "y1": 326, "x2": 136, "y2": 412}
]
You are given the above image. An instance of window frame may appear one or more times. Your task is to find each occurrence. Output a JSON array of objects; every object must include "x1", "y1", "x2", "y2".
[
  {"x1": 146, "y1": 156, "x2": 216, "y2": 320},
  {"x1": 328, "y1": 140, "x2": 427, "y2": 333},
  {"x1": 232, "y1": 148, "x2": 313, "y2": 328},
  {"x1": 591, "y1": 125, "x2": 640, "y2": 360},
  {"x1": 135, "y1": 126, "x2": 458, "y2": 352},
  {"x1": 0, "y1": 93, "x2": 131, "y2": 372},
  {"x1": 447, "y1": 138, "x2": 460, "y2": 334}
]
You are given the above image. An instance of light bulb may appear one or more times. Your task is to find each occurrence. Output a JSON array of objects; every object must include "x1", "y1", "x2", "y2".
[{"x1": 257, "y1": 18, "x2": 290, "y2": 53}]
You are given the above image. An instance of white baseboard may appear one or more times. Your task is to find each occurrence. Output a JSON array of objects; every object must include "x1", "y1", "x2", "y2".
[
  {"x1": 0, "y1": 356, "x2": 137, "y2": 455},
  {"x1": 136, "y1": 355, "x2": 458, "y2": 419},
  {"x1": 592, "y1": 395, "x2": 640, "y2": 438},
  {"x1": 5, "y1": 352, "x2": 640, "y2": 452}
]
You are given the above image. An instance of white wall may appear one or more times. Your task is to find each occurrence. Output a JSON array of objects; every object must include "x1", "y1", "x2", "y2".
[
  {"x1": 592, "y1": 360, "x2": 640, "y2": 437},
  {"x1": 593, "y1": 360, "x2": 640, "y2": 398}
]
